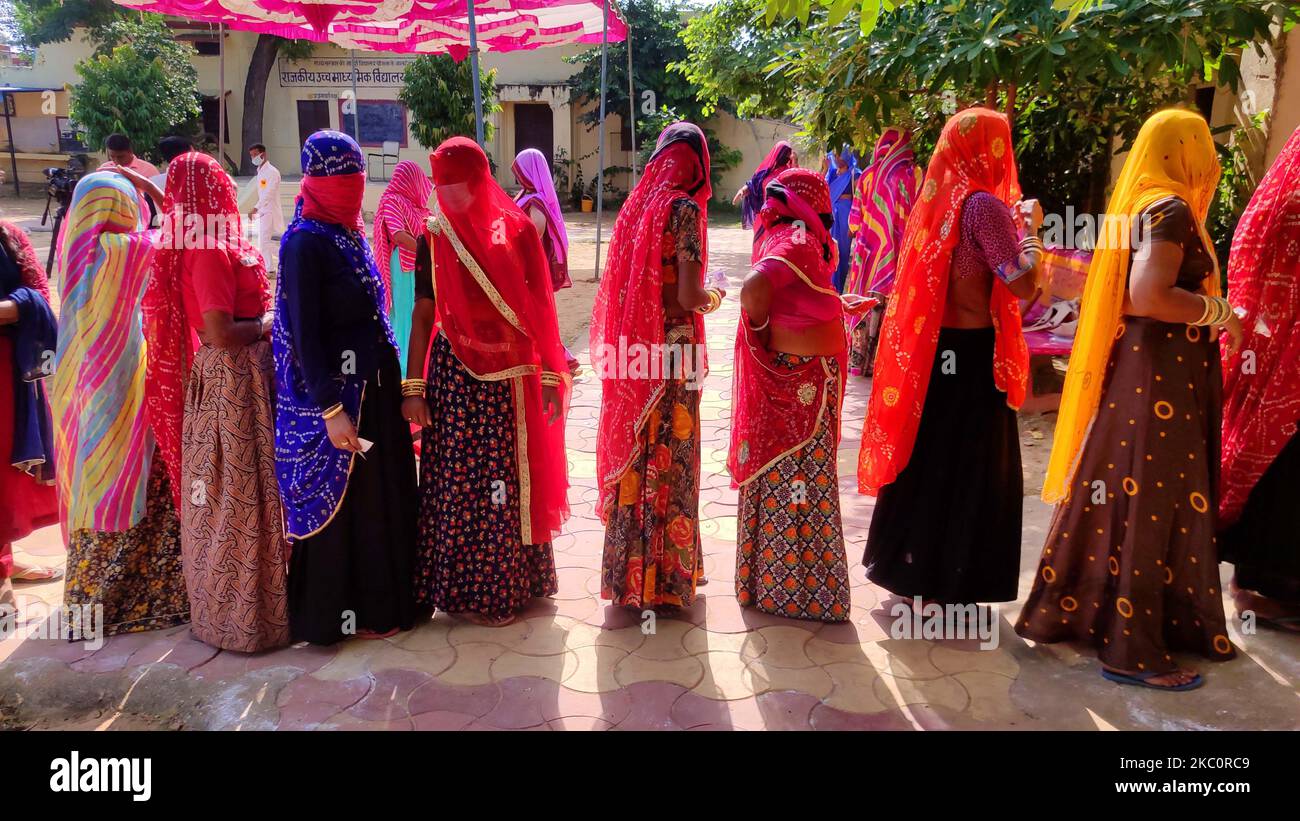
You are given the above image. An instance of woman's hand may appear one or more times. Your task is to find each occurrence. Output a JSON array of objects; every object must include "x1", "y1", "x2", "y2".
[
  {"x1": 108, "y1": 163, "x2": 148, "y2": 189},
  {"x1": 841, "y1": 294, "x2": 878, "y2": 318},
  {"x1": 325, "y1": 412, "x2": 363, "y2": 452},
  {"x1": 542, "y1": 385, "x2": 562, "y2": 425},
  {"x1": 260, "y1": 311, "x2": 275, "y2": 338},
  {"x1": 1013, "y1": 198, "x2": 1044, "y2": 235},
  {"x1": 1218, "y1": 309, "x2": 1244, "y2": 356},
  {"x1": 402, "y1": 396, "x2": 432, "y2": 428}
]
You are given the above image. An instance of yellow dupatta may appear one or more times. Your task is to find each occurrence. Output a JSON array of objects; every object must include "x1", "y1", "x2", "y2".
[{"x1": 1042, "y1": 109, "x2": 1222, "y2": 504}]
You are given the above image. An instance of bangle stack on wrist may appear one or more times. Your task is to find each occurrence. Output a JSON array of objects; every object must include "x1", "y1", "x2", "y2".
[
  {"x1": 400, "y1": 378, "x2": 427, "y2": 398},
  {"x1": 1193, "y1": 295, "x2": 1233, "y2": 327},
  {"x1": 696, "y1": 288, "x2": 723, "y2": 315}
]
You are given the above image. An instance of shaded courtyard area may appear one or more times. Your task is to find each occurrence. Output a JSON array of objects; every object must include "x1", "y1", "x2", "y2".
[{"x1": 1, "y1": 214, "x2": 1297, "y2": 731}]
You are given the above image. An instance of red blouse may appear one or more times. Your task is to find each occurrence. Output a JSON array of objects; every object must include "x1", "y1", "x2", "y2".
[{"x1": 180, "y1": 248, "x2": 266, "y2": 332}]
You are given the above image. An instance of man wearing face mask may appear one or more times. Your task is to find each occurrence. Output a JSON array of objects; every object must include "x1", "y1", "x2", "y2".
[{"x1": 248, "y1": 144, "x2": 286, "y2": 274}]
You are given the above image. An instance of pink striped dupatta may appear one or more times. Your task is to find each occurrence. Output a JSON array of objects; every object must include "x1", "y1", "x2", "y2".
[{"x1": 50, "y1": 171, "x2": 160, "y2": 535}]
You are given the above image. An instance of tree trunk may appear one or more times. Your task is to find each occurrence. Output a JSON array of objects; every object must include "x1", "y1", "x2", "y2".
[
  {"x1": 985, "y1": 82, "x2": 999, "y2": 109},
  {"x1": 1004, "y1": 83, "x2": 1018, "y2": 124},
  {"x1": 239, "y1": 34, "x2": 280, "y2": 176}
]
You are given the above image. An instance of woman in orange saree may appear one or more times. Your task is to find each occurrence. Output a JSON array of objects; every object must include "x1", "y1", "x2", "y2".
[{"x1": 859, "y1": 108, "x2": 1041, "y2": 608}]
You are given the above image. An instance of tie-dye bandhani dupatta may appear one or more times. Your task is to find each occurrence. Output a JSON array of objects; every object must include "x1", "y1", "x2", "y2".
[
  {"x1": 591, "y1": 122, "x2": 711, "y2": 517},
  {"x1": 273, "y1": 131, "x2": 398, "y2": 542},
  {"x1": 50, "y1": 172, "x2": 160, "y2": 533},
  {"x1": 858, "y1": 108, "x2": 1029, "y2": 495},
  {"x1": 846, "y1": 128, "x2": 918, "y2": 332},
  {"x1": 1220, "y1": 124, "x2": 1300, "y2": 527},
  {"x1": 729, "y1": 168, "x2": 848, "y2": 488}
]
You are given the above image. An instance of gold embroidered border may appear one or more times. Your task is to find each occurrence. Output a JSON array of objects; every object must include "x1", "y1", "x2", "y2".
[
  {"x1": 734, "y1": 358, "x2": 838, "y2": 488},
  {"x1": 285, "y1": 383, "x2": 366, "y2": 541},
  {"x1": 433, "y1": 208, "x2": 527, "y2": 335},
  {"x1": 511, "y1": 375, "x2": 533, "y2": 545},
  {"x1": 756, "y1": 254, "x2": 841, "y2": 297}
]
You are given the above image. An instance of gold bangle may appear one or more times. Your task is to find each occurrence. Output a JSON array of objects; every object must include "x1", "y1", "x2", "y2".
[
  {"x1": 1193, "y1": 295, "x2": 1231, "y2": 326},
  {"x1": 321, "y1": 403, "x2": 345, "y2": 420},
  {"x1": 540, "y1": 372, "x2": 563, "y2": 388}
]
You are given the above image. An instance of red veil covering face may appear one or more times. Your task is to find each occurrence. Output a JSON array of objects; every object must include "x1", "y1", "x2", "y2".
[
  {"x1": 427, "y1": 136, "x2": 570, "y2": 543},
  {"x1": 728, "y1": 167, "x2": 848, "y2": 487},
  {"x1": 857, "y1": 107, "x2": 1029, "y2": 495},
  {"x1": 1220, "y1": 125, "x2": 1300, "y2": 526},
  {"x1": 590, "y1": 122, "x2": 711, "y2": 515},
  {"x1": 143, "y1": 151, "x2": 270, "y2": 508}
]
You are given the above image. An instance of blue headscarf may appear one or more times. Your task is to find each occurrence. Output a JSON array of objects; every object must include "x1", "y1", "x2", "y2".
[
  {"x1": 825, "y1": 144, "x2": 858, "y2": 203},
  {"x1": 272, "y1": 130, "x2": 398, "y2": 541}
]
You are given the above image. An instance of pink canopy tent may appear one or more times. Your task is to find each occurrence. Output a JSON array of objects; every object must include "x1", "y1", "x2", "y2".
[{"x1": 114, "y1": 0, "x2": 627, "y2": 273}]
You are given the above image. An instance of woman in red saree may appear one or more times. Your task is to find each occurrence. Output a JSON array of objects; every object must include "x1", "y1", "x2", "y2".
[
  {"x1": 859, "y1": 108, "x2": 1041, "y2": 607},
  {"x1": 0, "y1": 220, "x2": 60, "y2": 608},
  {"x1": 145, "y1": 151, "x2": 288, "y2": 652},
  {"x1": 729, "y1": 168, "x2": 873, "y2": 621},
  {"x1": 1219, "y1": 124, "x2": 1300, "y2": 630},
  {"x1": 591, "y1": 122, "x2": 724, "y2": 611},
  {"x1": 403, "y1": 137, "x2": 569, "y2": 627}
]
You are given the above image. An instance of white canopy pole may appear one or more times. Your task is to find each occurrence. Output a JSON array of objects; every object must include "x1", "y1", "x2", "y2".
[
  {"x1": 626, "y1": 22, "x2": 636, "y2": 186},
  {"x1": 468, "y1": 0, "x2": 485, "y2": 145},
  {"x1": 218, "y1": 22, "x2": 225, "y2": 165},
  {"x1": 592, "y1": 0, "x2": 610, "y2": 280},
  {"x1": 350, "y1": 50, "x2": 361, "y2": 149}
]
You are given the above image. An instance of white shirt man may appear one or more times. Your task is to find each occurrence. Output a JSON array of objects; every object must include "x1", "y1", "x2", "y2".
[{"x1": 248, "y1": 144, "x2": 286, "y2": 273}]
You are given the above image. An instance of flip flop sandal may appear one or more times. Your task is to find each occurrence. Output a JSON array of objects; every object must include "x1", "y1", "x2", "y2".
[
  {"x1": 353, "y1": 627, "x2": 400, "y2": 640},
  {"x1": 1101, "y1": 668, "x2": 1204, "y2": 692},
  {"x1": 10, "y1": 565, "x2": 63, "y2": 583}
]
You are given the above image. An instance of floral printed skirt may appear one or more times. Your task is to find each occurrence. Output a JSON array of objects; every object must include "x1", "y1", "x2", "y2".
[
  {"x1": 63, "y1": 452, "x2": 189, "y2": 637},
  {"x1": 736, "y1": 352, "x2": 850, "y2": 622},
  {"x1": 415, "y1": 333, "x2": 557, "y2": 620},
  {"x1": 600, "y1": 324, "x2": 703, "y2": 609}
]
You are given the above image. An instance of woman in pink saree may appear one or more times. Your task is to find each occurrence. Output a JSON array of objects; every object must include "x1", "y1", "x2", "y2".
[
  {"x1": 729, "y1": 167, "x2": 873, "y2": 621},
  {"x1": 512, "y1": 148, "x2": 578, "y2": 372}
]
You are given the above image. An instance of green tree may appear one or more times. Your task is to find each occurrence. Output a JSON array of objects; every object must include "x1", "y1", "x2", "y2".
[
  {"x1": 70, "y1": 17, "x2": 201, "y2": 162},
  {"x1": 241, "y1": 36, "x2": 316, "y2": 174},
  {"x1": 675, "y1": 0, "x2": 805, "y2": 120},
  {"x1": 399, "y1": 54, "x2": 500, "y2": 148},
  {"x1": 689, "y1": 0, "x2": 1295, "y2": 215},
  {"x1": 568, "y1": 0, "x2": 741, "y2": 188},
  {"x1": 10, "y1": 0, "x2": 126, "y2": 47}
]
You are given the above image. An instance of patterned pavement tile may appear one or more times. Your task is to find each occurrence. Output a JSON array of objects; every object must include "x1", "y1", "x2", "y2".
[{"x1": 6, "y1": 224, "x2": 1298, "y2": 732}]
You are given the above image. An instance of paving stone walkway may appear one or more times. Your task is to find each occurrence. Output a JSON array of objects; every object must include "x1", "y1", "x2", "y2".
[{"x1": 2, "y1": 224, "x2": 1297, "y2": 731}]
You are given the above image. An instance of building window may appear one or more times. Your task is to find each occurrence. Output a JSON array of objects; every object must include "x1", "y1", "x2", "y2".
[
  {"x1": 338, "y1": 99, "x2": 409, "y2": 148},
  {"x1": 194, "y1": 41, "x2": 221, "y2": 57}
]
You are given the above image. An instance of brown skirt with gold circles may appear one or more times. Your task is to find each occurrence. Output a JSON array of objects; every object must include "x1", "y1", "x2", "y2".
[{"x1": 1016, "y1": 317, "x2": 1236, "y2": 675}]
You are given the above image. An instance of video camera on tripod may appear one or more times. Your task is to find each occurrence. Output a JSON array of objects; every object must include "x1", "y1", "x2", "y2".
[{"x1": 41, "y1": 155, "x2": 87, "y2": 272}]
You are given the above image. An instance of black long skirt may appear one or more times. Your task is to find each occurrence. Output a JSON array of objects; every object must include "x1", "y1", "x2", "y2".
[
  {"x1": 864, "y1": 326, "x2": 1023, "y2": 603},
  {"x1": 1221, "y1": 429, "x2": 1300, "y2": 603},
  {"x1": 288, "y1": 351, "x2": 418, "y2": 644}
]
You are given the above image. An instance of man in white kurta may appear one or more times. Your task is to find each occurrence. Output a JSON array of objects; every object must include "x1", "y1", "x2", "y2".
[{"x1": 247, "y1": 144, "x2": 286, "y2": 273}]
